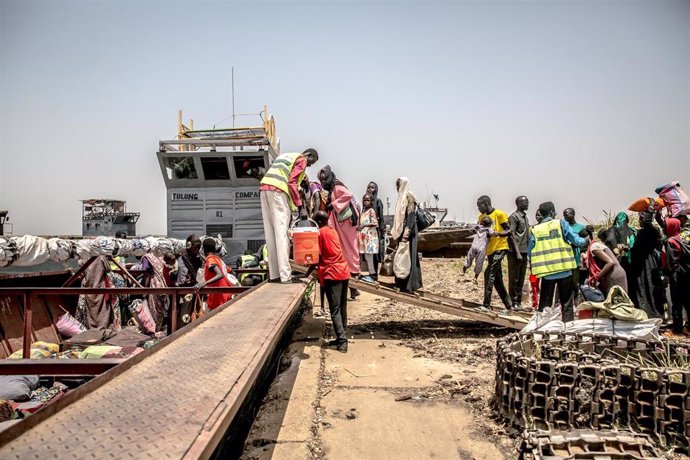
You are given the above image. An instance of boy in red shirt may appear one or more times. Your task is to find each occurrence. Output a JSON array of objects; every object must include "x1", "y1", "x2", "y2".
[{"x1": 306, "y1": 211, "x2": 351, "y2": 353}]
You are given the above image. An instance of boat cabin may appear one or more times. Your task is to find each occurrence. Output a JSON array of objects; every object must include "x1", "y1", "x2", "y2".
[
  {"x1": 0, "y1": 211, "x2": 8, "y2": 236},
  {"x1": 82, "y1": 199, "x2": 140, "y2": 237},
  {"x1": 157, "y1": 107, "x2": 279, "y2": 260}
]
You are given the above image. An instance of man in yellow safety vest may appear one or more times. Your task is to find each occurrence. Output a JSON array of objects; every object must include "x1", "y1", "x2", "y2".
[
  {"x1": 259, "y1": 148, "x2": 319, "y2": 283},
  {"x1": 528, "y1": 201, "x2": 589, "y2": 322}
]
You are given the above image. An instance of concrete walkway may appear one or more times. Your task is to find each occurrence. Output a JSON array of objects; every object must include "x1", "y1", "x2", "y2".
[{"x1": 242, "y1": 290, "x2": 508, "y2": 460}]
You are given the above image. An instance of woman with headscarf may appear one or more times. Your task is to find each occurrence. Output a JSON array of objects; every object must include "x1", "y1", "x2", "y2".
[
  {"x1": 139, "y1": 253, "x2": 170, "y2": 331},
  {"x1": 628, "y1": 211, "x2": 664, "y2": 318},
  {"x1": 366, "y1": 181, "x2": 386, "y2": 280},
  {"x1": 604, "y1": 212, "x2": 636, "y2": 280},
  {"x1": 318, "y1": 166, "x2": 361, "y2": 299},
  {"x1": 663, "y1": 218, "x2": 690, "y2": 334},
  {"x1": 173, "y1": 234, "x2": 204, "y2": 327},
  {"x1": 392, "y1": 177, "x2": 422, "y2": 292},
  {"x1": 76, "y1": 255, "x2": 116, "y2": 330},
  {"x1": 306, "y1": 181, "x2": 327, "y2": 218}
]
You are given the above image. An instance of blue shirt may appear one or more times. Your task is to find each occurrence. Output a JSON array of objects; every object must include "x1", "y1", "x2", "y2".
[{"x1": 528, "y1": 217, "x2": 587, "y2": 280}]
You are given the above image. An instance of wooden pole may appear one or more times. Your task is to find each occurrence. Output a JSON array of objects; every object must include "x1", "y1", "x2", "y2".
[
  {"x1": 22, "y1": 293, "x2": 31, "y2": 359},
  {"x1": 171, "y1": 292, "x2": 178, "y2": 333},
  {"x1": 62, "y1": 256, "x2": 96, "y2": 287}
]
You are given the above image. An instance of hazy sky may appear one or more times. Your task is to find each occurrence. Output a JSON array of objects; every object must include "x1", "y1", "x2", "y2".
[{"x1": 1, "y1": 0, "x2": 688, "y2": 235}]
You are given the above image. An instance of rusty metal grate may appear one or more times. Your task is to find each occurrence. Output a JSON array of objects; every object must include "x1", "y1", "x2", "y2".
[{"x1": 0, "y1": 283, "x2": 305, "y2": 459}]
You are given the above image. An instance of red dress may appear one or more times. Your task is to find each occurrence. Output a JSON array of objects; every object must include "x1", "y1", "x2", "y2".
[{"x1": 204, "y1": 254, "x2": 233, "y2": 309}]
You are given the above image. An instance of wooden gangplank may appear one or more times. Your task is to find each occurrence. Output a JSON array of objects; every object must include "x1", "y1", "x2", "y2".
[
  {"x1": 0, "y1": 282, "x2": 306, "y2": 459},
  {"x1": 349, "y1": 279, "x2": 529, "y2": 330}
]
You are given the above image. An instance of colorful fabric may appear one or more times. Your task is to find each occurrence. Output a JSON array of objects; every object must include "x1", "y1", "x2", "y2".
[
  {"x1": 30, "y1": 383, "x2": 67, "y2": 404},
  {"x1": 358, "y1": 208, "x2": 379, "y2": 254},
  {"x1": 327, "y1": 184, "x2": 360, "y2": 274},
  {"x1": 78, "y1": 256, "x2": 114, "y2": 330},
  {"x1": 141, "y1": 254, "x2": 170, "y2": 332},
  {"x1": 79, "y1": 345, "x2": 122, "y2": 359},
  {"x1": 478, "y1": 209, "x2": 509, "y2": 255}
]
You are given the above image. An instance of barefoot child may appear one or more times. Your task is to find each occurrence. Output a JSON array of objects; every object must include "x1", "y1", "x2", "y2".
[{"x1": 463, "y1": 216, "x2": 495, "y2": 279}]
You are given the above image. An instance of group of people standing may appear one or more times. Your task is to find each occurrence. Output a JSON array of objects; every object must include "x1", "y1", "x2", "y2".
[
  {"x1": 76, "y1": 233, "x2": 244, "y2": 334},
  {"x1": 469, "y1": 195, "x2": 690, "y2": 330},
  {"x1": 259, "y1": 149, "x2": 426, "y2": 352}
]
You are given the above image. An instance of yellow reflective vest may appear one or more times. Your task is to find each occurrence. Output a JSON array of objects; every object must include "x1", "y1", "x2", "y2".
[
  {"x1": 531, "y1": 219, "x2": 577, "y2": 278},
  {"x1": 260, "y1": 152, "x2": 306, "y2": 211}
]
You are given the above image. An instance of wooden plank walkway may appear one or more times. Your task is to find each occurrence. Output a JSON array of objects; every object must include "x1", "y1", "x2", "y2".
[
  {"x1": 349, "y1": 279, "x2": 529, "y2": 330},
  {"x1": 0, "y1": 282, "x2": 306, "y2": 459}
]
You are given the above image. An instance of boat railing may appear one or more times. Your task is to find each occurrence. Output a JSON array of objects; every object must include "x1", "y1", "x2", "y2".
[{"x1": 0, "y1": 285, "x2": 252, "y2": 360}]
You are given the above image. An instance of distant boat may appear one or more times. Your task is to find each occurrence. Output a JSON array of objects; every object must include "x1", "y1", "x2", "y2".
[
  {"x1": 384, "y1": 200, "x2": 474, "y2": 257},
  {"x1": 417, "y1": 226, "x2": 473, "y2": 254}
]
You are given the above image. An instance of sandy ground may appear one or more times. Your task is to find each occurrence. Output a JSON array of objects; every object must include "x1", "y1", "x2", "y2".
[
  {"x1": 242, "y1": 258, "x2": 686, "y2": 459},
  {"x1": 242, "y1": 259, "x2": 521, "y2": 460}
]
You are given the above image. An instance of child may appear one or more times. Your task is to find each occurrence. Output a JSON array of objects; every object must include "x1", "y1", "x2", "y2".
[
  {"x1": 304, "y1": 211, "x2": 351, "y2": 353},
  {"x1": 358, "y1": 193, "x2": 379, "y2": 283},
  {"x1": 463, "y1": 216, "x2": 495, "y2": 279},
  {"x1": 195, "y1": 238, "x2": 233, "y2": 310}
]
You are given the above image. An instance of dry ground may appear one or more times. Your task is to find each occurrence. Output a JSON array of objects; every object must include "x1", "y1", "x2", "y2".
[
  {"x1": 243, "y1": 258, "x2": 684, "y2": 459},
  {"x1": 243, "y1": 258, "x2": 522, "y2": 459}
]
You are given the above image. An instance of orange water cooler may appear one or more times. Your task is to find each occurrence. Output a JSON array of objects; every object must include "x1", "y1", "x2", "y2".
[{"x1": 291, "y1": 220, "x2": 320, "y2": 265}]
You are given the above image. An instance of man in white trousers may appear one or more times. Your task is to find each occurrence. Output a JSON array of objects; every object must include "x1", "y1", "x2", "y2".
[{"x1": 259, "y1": 148, "x2": 319, "y2": 282}]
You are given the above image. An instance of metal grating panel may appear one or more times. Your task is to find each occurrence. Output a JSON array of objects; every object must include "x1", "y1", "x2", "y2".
[
  {"x1": 246, "y1": 240, "x2": 265, "y2": 253},
  {"x1": 0, "y1": 283, "x2": 305, "y2": 459}
]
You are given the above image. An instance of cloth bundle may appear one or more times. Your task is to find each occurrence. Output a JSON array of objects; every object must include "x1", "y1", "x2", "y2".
[
  {"x1": 0, "y1": 238, "x2": 18, "y2": 266},
  {"x1": 47, "y1": 238, "x2": 73, "y2": 262},
  {"x1": 0, "y1": 234, "x2": 227, "y2": 267},
  {"x1": 0, "y1": 235, "x2": 209, "y2": 267},
  {"x1": 656, "y1": 181, "x2": 690, "y2": 217},
  {"x1": 8, "y1": 235, "x2": 50, "y2": 267},
  {"x1": 0, "y1": 376, "x2": 40, "y2": 402},
  {"x1": 577, "y1": 285, "x2": 649, "y2": 321}
]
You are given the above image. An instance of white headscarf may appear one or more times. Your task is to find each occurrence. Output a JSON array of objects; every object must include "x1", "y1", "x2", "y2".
[{"x1": 391, "y1": 177, "x2": 417, "y2": 239}]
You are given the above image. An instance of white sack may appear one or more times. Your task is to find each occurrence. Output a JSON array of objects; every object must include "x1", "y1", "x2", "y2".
[
  {"x1": 11, "y1": 235, "x2": 50, "y2": 266},
  {"x1": 393, "y1": 241, "x2": 411, "y2": 278},
  {"x1": 47, "y1": 238, "x2": 73, "y2": 262}
]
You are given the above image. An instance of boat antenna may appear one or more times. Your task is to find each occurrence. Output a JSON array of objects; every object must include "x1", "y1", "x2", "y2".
[{"x1": 232, "y1": 67, "x2": 236, "y2": 128}]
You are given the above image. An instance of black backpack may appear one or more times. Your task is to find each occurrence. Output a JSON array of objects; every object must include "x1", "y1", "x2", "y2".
[{"x1": 668, "y1": 236, "x2": 690, "y2": 273}]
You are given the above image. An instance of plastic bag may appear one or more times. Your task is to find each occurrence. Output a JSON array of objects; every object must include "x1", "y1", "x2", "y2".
[
  {"x1": 393, "y1": 241, "x2": 411, "y2": 278},
  {"x1": 128, "y1": 299, "x2": 156, "y2": 334},
  {"x1": 656, "y1": 181, "x2": 690, "y2": 217},
  {"x1": 56, "y1": 312, "x2": 86, "y2": 337}
]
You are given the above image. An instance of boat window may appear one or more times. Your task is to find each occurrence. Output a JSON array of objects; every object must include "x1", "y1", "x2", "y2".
[
  {"x1": 233, "y1": 156, "x2": 266, "y2": 180},
  {"x1": 200, "y1": 157, "x2": 231, "y2": 180},
  {"x1": 206, "y1": 224, "x2": 233, "y2": 238},
  {"x1": 163, "y1": 157, "x2": 198, "y2": 180}
]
